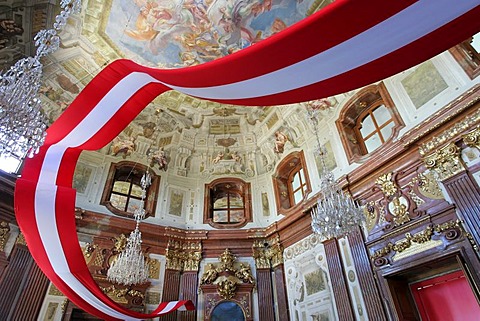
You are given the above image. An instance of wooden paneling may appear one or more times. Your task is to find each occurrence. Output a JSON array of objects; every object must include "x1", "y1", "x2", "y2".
[
  {"x1": 442, "y1": 171, "x2": 480, "y2": 247},
  {"x1": 324, "y1": 239, "x2": 355, "y2": 321},
  {"x1": 10, "y1": 259, "x2": 49, "y2": 321},
  {"x1": 348, "y1": 228, "x2": 387, "y2": 320},
  {"x1": 0, "y1": 244, "x2": 33, "y2": 319},
  {"x1": 256, "y1": 269, "x2": 275, "y2": 321},
  {"x1": 179, "y1": 271, "x2": 198, "y2": 321},
  {"x1": 159, "y1": 269, "x2": 181, "y2": 321},
  {"x1": 273, "y1": 265, "x2": 290, "y2": 321}
]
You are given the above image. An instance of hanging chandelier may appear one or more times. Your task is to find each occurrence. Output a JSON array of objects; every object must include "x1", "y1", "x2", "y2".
[
  {"x1": 0, "y1": 0, "x2": 82, "y2": 160},
  {"x1": 107, "y1": 171, "x2": 151, "y2": 286},
  {"x1": 306, "y1": 104, "x2": 365, "y2": 240}
]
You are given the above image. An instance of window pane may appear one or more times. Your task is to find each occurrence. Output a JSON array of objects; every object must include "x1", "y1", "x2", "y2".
[
  {"x1": 372, "y1": 105, "x2": 391, "y2": 126},
  {"x1": 213, "y1": 210, "x2": 228, "y2": 223},
  {"x1": 112, "y1": 181, "x2": 130, "y2": 194},
  {"x1": 127, "y1": 198, "x2": 143, "y2": 213},
  {"x1": 229, "y1": 195, "x2": 244, "y2": 208},
  {"x1": 364, "y1": 133, "x2": 382, "y2": 153},
  {"x1": 471, "y1": 33, "x2": 480, "y2": 52},
  {"x1": 110, "y1": 194, "x2": 127, "y2": 211},
  {"x1": 293, "y1": 189, "x2": 303, "y2": 205},
  {"x1": 292, "y1": 171, "x2": 301, "y2": 190},
  {"x1": 299, "y1": 168, "x2": 305, "y2": 183},
  {"x1": 130, "y1": 184, "x2": 143, "y2": 198},
  {"x1": 380, "y1": 121, "x2": 395, "y2": 142},
  {"x1": 360, "y1": 114, "x2": 375, "y2": 137},
  {"x1": 0, "y1": 154, "x2": 22, "y2": 173},
  {"x1": 230, "y1": 210, "x2": 244, "y2": 223},
  {"x1": 214, "y1": 196, "x2": 228, "y2": 209}
]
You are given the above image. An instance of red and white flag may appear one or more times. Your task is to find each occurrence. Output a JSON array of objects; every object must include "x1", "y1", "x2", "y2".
[{"x1": 14, "y1": 0, "x2": 480, "y2": 320}]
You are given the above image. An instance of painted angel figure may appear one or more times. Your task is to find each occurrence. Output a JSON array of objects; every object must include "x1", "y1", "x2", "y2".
[
  {"x1": 151, "y1": 148, "x2": 168, "y2": 170},
  {"x1": 274, "y1": 131, "x2": 288, "y2": 154}
]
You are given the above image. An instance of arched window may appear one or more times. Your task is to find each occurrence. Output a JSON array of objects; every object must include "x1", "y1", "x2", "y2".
[
  {"x1": 336, "y1": 83, "x2": 404, "y2": 163},
  {"x1": 204, "y1": 178, "x2": 252, "y2": 229},
  {"x1": 101, "y1": 161, "x2": 159, "y2": 218},
  {"x1": 273, "y1": 151, "x2": 311, "y2": 215}
]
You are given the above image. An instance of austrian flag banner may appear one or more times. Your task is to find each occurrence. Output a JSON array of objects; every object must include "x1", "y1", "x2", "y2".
[{"x1": 14, "y1": 0, "x2": 480, "y2": 320}]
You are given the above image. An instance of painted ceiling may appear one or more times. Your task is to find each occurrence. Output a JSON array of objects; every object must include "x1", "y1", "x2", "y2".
[
  {"x1": 103, "y1": 0, "x2": 331, "y2": 67},
  {"x1": 35, "y1": 0, "x2": 338, "y2": 178}
]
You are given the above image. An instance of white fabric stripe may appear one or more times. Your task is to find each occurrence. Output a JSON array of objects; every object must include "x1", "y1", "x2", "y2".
[
  {"x1": 35, "y1": 73, "x2": 163, "y2": 320},
  {"x1": 164, "y1": 0, "x2": 478, "y2": 100},
  {"x1": 159, "y1": 301, "x2": 178, "y2": 313}
]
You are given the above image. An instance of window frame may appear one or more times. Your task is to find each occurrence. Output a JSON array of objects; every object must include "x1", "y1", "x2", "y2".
[
  {"x1": 100, "y1": 161, "x2": 159, "y2": 218},
  {"x1": 204, "y1": 178, "x2": 252, "y2": 229},
  {"x1": 336, "y1": 83, "x2": 404, "y2": 164},
  {"x1": 449, "y1": 34, "x2": 480, "y2": 79},
  {"x1": 354, "y1": 103, "x2": 396, "y2": 154},
  {"x1": 273, "y1": 151, "x2": 311, "y2": 215}
]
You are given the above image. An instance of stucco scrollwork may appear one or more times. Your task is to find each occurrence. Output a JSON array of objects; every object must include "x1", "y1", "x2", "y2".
[{"x1": 423, "y1": 143, "x2": 465, "y2": 181}]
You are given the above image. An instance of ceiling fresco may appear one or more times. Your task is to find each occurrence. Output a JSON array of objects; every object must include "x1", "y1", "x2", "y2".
[
  {"x1": 104, "y1": 0, "x2": 330, "y2": 67},
  {"x1": 28, "y1": 0, "x2": 340, "y2": 178}
]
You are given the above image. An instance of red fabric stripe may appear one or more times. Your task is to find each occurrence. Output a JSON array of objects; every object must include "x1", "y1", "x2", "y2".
[
  {"x1": 138, "y1": 0, "x2": 416, "y2": 87},
  {"x1": 14, "y1": 179, "x2": 120, "y2": 321}
]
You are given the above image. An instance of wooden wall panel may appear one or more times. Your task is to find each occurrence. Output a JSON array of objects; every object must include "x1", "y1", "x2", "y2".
[
  {"x1": 324, "y1": 239, "x2": 355, "y2": 321},
  {"x1": 348, "y1": 228, "x2": 387, "y2": 320},
  {"x1": 442, "y1": 172, "x2": 480, "y2": 247},
  {"x1": 273, "y1": 265, "x2": 289, "y2": 321},
  {"x1": 10, "y1": 259, "x2": 49, "y2": 321},
  {"x1": 159, "y1": 269, "x2": 181, "y2": 321},
  {"x1": 0, "y1": 244, "x2": 33, "y2": 319},
  {"x1": 178, "y1": 271, "x2": 198, "y2": 321},
  {"x1": 256, "y1": 269, "x2": 275, "y2": 321}
]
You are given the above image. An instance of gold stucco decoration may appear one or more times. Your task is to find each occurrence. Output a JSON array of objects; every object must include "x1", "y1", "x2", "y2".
[
  {"x1": 199, "y1": 248, "x2": 255, "y2": 300},
  {"x1": 463, "y1": 126, "x2": 480, "y2": 150},
  {"x1": 0, "y1": 221, "x2": 10, "y2": 252},
  {"x1": 375, "y1": 172, "x2": 397, "y2": 197},
  {"x1": 423, "y1": 143, "x2": 465, "y2": 181}
]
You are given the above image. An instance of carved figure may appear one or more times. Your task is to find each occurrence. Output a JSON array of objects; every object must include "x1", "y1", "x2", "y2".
[
  {"x1": 151, "y1": 148, "x2": 168, "y2": 170},
  {"x1": 212, "y1": 151, "x2": 224, "y2": 164},
  {"x1": 236, "y1": 263, "x2": 254, "y2": 284},
  {"x1": 200, "y1": 264, "x2": 218, "y2": 285},
  {"x1": 111, "y1": 137, "x2": 135, "y2": 158},
  {"x1": 274, "y1": 131, "x2": 288, "y2": 154},
  {"x1": 231, "y1": 151, "x2": 242, "y2": 163}
]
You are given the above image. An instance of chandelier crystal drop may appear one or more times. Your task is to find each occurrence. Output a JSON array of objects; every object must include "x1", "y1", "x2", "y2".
[
  {"x1": 0, "y1": 0, "x2": 82, "y2": 159},
  {"x1": 307, "y1": 105, "x2": 365, "y2": 240},
  {"x1": 107, "y1": 171, "x2": 151, "y2": 286}
]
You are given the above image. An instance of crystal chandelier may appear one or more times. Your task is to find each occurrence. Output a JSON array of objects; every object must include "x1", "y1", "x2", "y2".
[
  {"x1": 107, "y1": 171, "x2": 151, "y2": 286},
  {"x1": 0, "y1": 0, "x2": 82, "y2": 159},
  {"x1": 307, "y1": 104, "x2": 365, "y2": 240}
]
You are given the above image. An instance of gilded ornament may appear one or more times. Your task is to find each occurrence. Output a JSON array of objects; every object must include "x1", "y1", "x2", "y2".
[
  {"x1": 376, "y1": 172, "x2": 397, "y2": 197},
  {"x1": 364, "y1": 201, "x2": 377, "y2": 221},
  {"x1": 82, "y1": 243, "x2": 97, "y2": 259},
  {"x1": 112, "y1": 234, "x2": 127, "y2": 253},
  {"x1": 423, "y1": 143, "x2": 465, "y2": 181},
  {"x1": 200, "y1": 263, "x2": 219, "y2": 285},
  {"x1": 219, "y1": 248, "x2": 236, "y2": 271},
  {"x1": 0, "y1": 221, "x2": 10, "y2": 252},
  {"x1": 463, "y1": 126, "x2": 480, "y2": 150},
  {"x1": 418, "y1": 100, "x2": 480, "y2": 155},
  {"x1": 390, "y1": 197, "x2": 410, "y2": 226},
  {"x1": 16, "y1": 233, "x2": 26, "y2": 246},
  {"x1": 148, "y1": 258, "x2": 160, "y2": 279},
  {"x1": 235, "y1": 263, "x2": 255, "y2": 284},
  {"x1": 371, "y1": 220, "x2": 463, "y2": 261},
  {"x1": 217, "y1": 278, "x2": 237, "y2": 300},
  {"x1": 412, "y1": 172, "x2": 444, "y2": 200}
]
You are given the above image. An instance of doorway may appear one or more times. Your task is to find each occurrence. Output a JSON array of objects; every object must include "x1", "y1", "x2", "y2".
[{"x1": 410, "y1": 270, "x2": 480, "y2": 321}]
